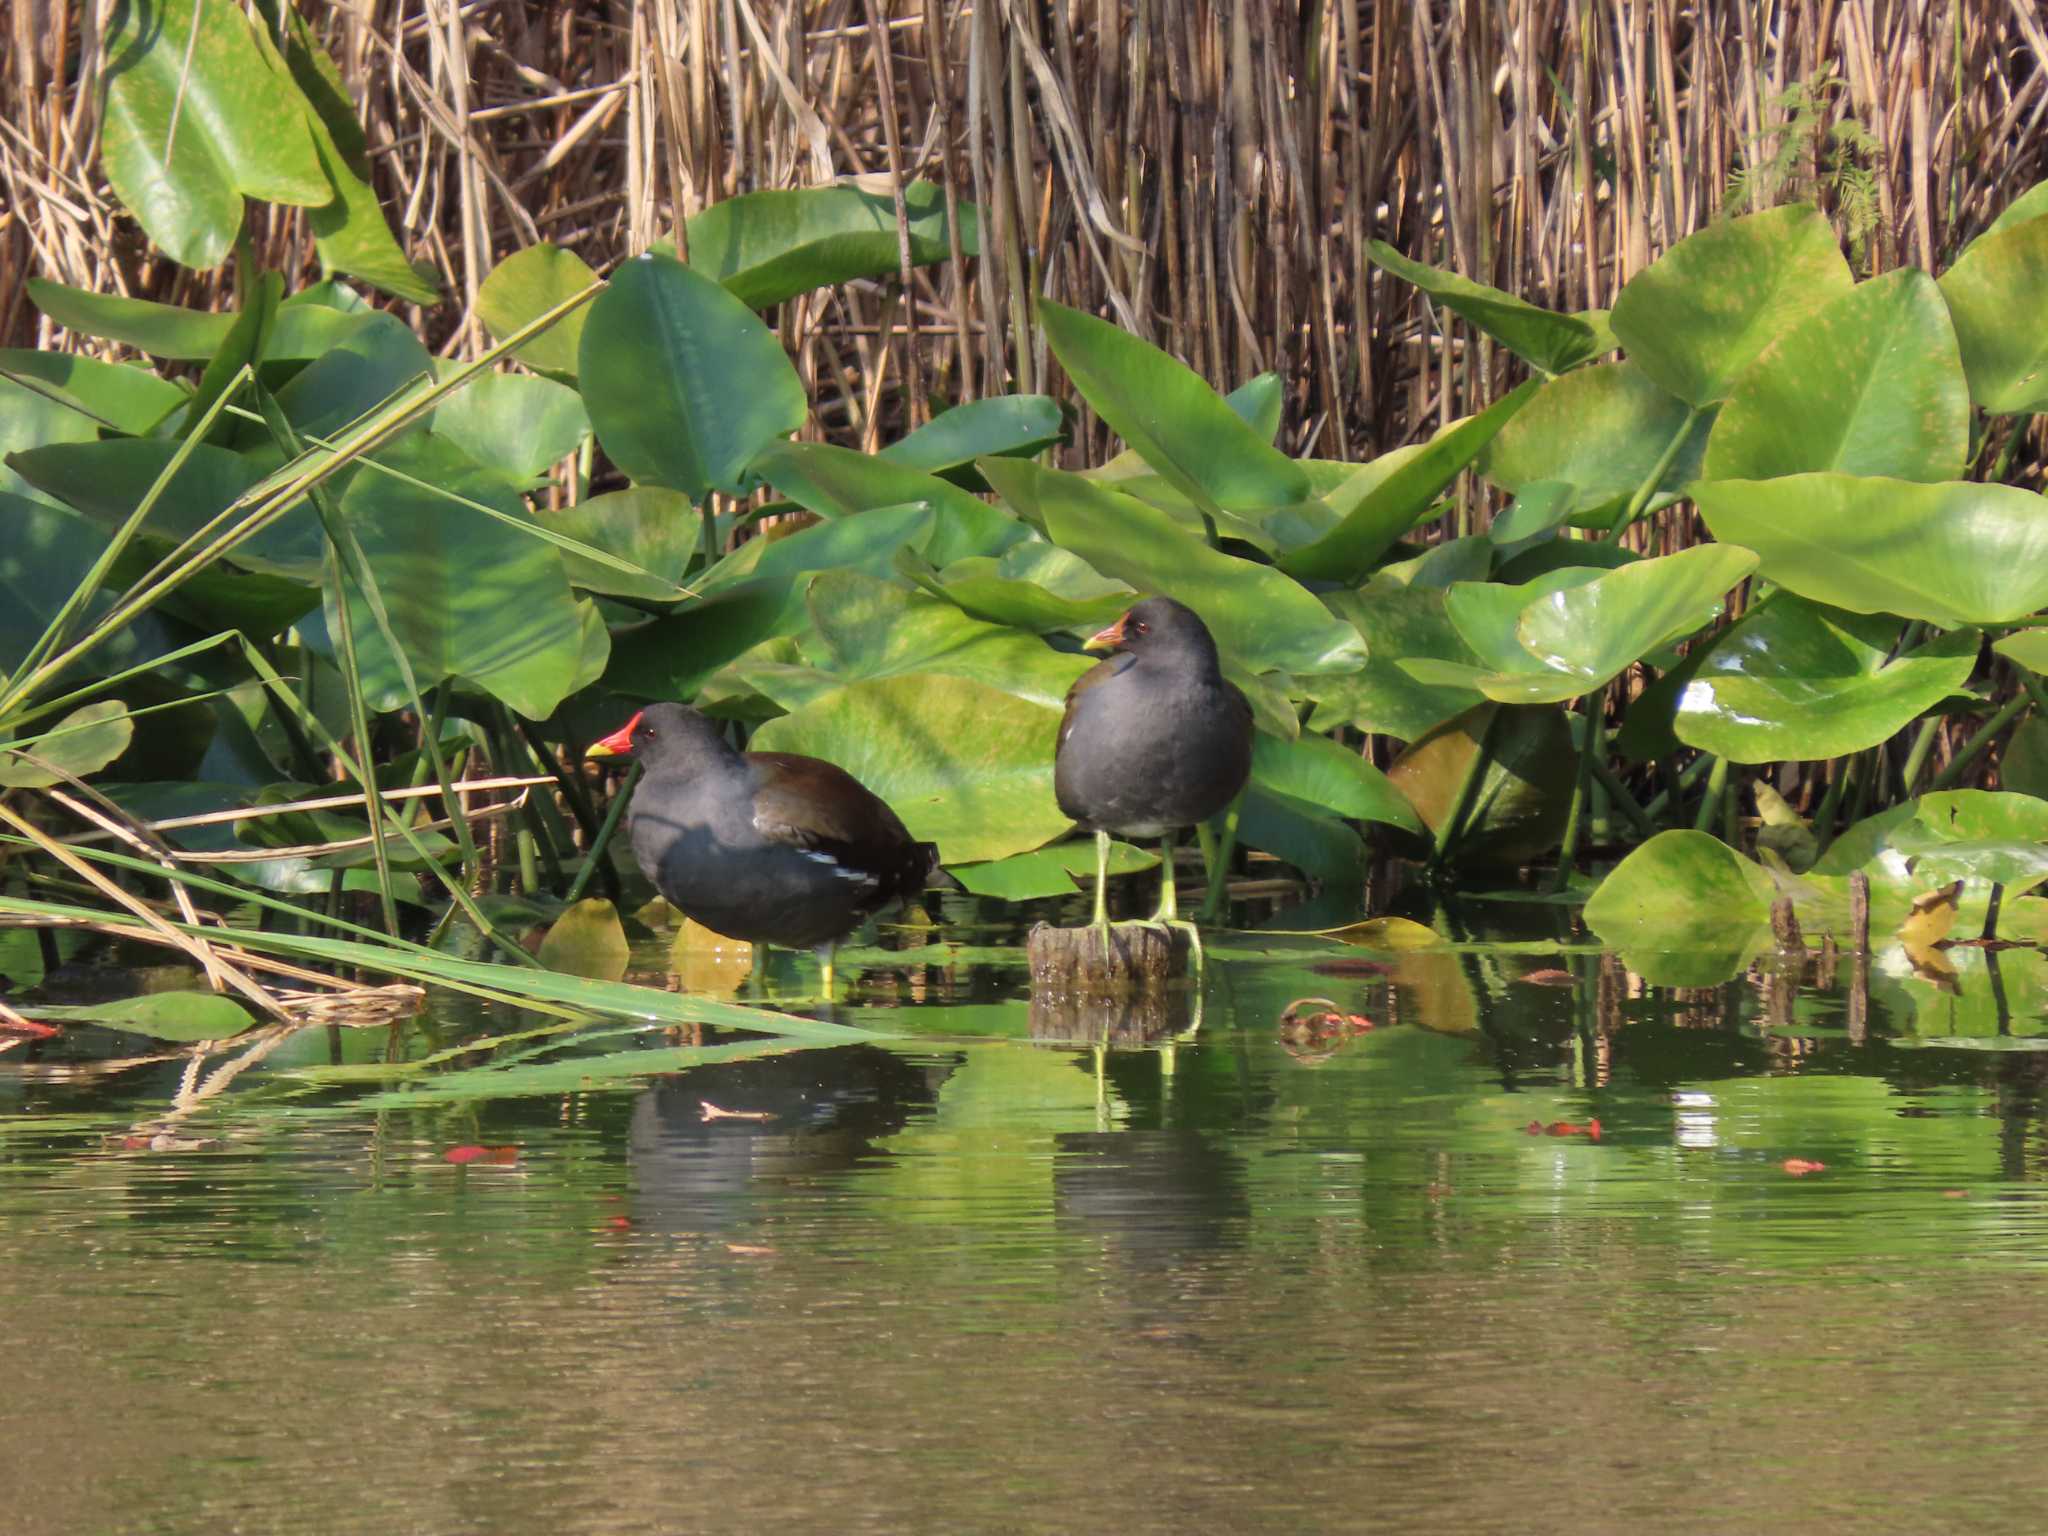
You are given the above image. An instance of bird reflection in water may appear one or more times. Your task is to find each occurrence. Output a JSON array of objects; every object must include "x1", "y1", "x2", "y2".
[{"x1": 626, "y1": 1044, "x2": 957, "y2": 1236}]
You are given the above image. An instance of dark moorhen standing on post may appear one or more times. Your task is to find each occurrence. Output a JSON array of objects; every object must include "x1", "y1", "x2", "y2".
[
  {"x1": 1055, "y1": 596, "x2": 1254, "y2": 966},
  {"x1": 586, "y1": 703, "x2": 939, "y2": 995}
]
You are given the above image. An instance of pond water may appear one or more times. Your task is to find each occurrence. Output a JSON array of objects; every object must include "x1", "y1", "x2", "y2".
[{"x1": 8, "y1": 902, "x2": 2048, "y2": 1534}]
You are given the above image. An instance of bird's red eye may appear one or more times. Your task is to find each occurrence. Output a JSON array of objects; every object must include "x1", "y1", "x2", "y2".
[{"x1": 1134, "y1": 620, "x2": 1149, "y2": 635}]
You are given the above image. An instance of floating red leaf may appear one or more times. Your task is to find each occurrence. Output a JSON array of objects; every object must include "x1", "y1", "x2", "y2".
[
  {"x1": 1525, "y1": 1118, "x2": 1601, "y2": 1140},
  {"x1": 444, "y1": 1145, "x2": 519, "y2": 1165},
  {"x1": 1516, "y1": 968, "x2": 1575, "y2": 987},
  {"x1": 1781, "y1": 1158, "x2": 1826, "y2": 1176}
]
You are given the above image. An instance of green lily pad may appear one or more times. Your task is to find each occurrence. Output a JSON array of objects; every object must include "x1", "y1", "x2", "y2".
[
  {"x1": 1038, "y1": 299, "x2": 1308, "y2": 515},
  {"x1": 982, "y1": 458, "x2": 1367, "y2": 676},
  {"x1": 430, "y1": 372, "x2": 590, "y2": 486},
  {"x1": 1481, "y1": 360, "x2": 1714, "y2": 526},
  {"x1": 950, "y1": 839, "x2": 1157, "y2": 901},
  {"x1": 476, "y1": 243, "x2": 600, "y2": 378},
  {"x1": 879, "y1": 396, "x2": 1065, "y2": 477},
  {"x1": 750, "y1": 674, "x2": 1070, "y2": 865},
  {"x1": 1936, "y1": 210, "x2": 2048, "y2": 414},
  {"x1": 1702, "y1": 268, "x2": 1969, "y2": 482},
  {"x1": 685, "y1": 180, "x2": 975, "y2": 309},
  {"x1": 1277, "y1": 380, "x2": 1536, "y2": 581},
  {"x1": 578, "y1": 252, "x2": 805, "y2": 501},
  {"x1": 1672, "y1": 597, "x2": 1979, "y2": 762},
  {"x1": 1366, "y1": 241, "x2": 1616, "y2": 374},
  {"x1": 28, "y1": 990, "x2": 255, "y2": 1042},
  {"x1": 1692, "y1": 474, "x2": 2048, "y2": 628},
  {"x1": 544, "y1": 487, "x2": 699, "y2": 603},
  {"x1": 801, "y1": 570, "x2": 1088, "y2": 709},
  {"x1": 1428, "y1": 545, "x2": 1758, "y2": 706},
  {"x1": 1609, "y1": 204, "x2": 1855, "y2": 406},
  {"x1": 0, "y1": 701, "x2": 135, "y2": 787},
  {"x1": 901, "y1": 540, "x2": 1132, "y2": 635},
  {"x1": 1250, "y1": 731, "x2": 1422, "y2": 832},
  {"x1": 1582, "y1": 829, "x2": 1781, "y2": 983},
  {"x1": 1307, "y1": 586, "x2": 1486, "y2": 742}
]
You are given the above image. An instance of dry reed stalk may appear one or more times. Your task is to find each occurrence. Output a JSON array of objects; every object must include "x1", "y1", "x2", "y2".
[{"x1": 0, "y1": 1, "x2": 2043, "y2": 529}]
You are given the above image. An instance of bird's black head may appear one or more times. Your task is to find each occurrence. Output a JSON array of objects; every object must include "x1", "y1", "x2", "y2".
[
  {"x1": 1084, "y1": 596, "x2": 1222, "y2": 666},
  {"x1": 586, "y1": 701, "x2": 734, "y2": 773}
]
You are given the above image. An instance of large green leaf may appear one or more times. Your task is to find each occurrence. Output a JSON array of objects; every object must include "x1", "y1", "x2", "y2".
[
  {"x1": 1277, "y1": 381, "x2": 1536, "y2": 581},
  {"x1": 267, "y1": 6, "x2": 439, "y2": 304},
  {"x1": 0, "y1": 350, "x2": 187, "y2": 436},
  {"x1": 901, "y1": 540, "x2": 1132, "y2": 635},
  {"x1": 605, "y1": 504, "x2": 941, "y2": 698},
  {"x1": 1673, "y1": 597, "x2": 1979, "y2": 762},
  {"x1": 578, "y1": 252, "x2": 805, "y2": 500},
  {"x1": 101, "y1": 0, "x2": 331, "y2": 269},
  {"x1": 1692, "y1": 474, "x2": 2048, "y2": 627},
  {"x1": 802, "y1": 571, "x2": 1086, "y2": 709},
  {"x1": 429, "y1": 372, "x2": 590, "y2": 486},
  {"x1": 1480, "y1": 360, "x2": 1713, "y2": 526},
  {"x1": 0, "y1": 369, "x2": 103, "y2": 502},
  {"x1": 1936, "y1": 212, "x2": 2048, "y2": 414},
  {"x1": 1366, "y1": 241, "x2": 1615, "y2": 374},
  {"x1": 0, "y1": 702, "x2": 136, "y2": 787},
  {"x1": 750, "y1": 674, "x2": 1069, "y2": 864},
  {"x1": 544, "y1": 487, "x2": 698, "y2": 603},
  {"x1": 1307, "y1": 586, "x2": 1486, "y2": 742},
  {"x1": 273, "y1": 311, "x2": 434, "y2": 439},
  {"x1": 1236, "y1": 784, "x2": 1368, "y2": 890},
  {"x1": 750, "y1": 440, "x2": 993, "y2": 526},
  {"x1": 1818, "y1": 791, "x2": 2048, "y2": 907},
  {"x1": 950, "y1": 839, "x2": 1156, "y2": 901},
  {"x1": 1702, "y1": 269, "x2": 1969, "y2": 483},
  {"x1": 321, "y1": 435, "x2": 586, "y2": 718},
  {"x1": 1422, "y1": 546, "x2": 1757, "y2": 706},
  {"x1": 7, "y1": 437, "x2": 319, "y2": 579},
  {"x1": 477, "y1": 244, "x2": 601, "y2": 378},
  {"x1": 27, "y1": 279, "x2": 236, "y2": 360},
  {"x1": 686, "y1": 181, "x2": 977, "y2": 308},
  {"x1": 1250, "y1": 732, "x2": 1422, "y2": 832},
  {"x1": 879, "y1": 396, "x2": 1065, "y2": 477},
  {"x1": 1582, "y1": 829, "x2": 1778, "y2": 984},
  {"x1": 26, "y1": 990, "x2": 255, "y2": 1042},
  {"x1": 982, "y1": 459, "x2": 1366, "y2": 675},
  {"x1": 0, "y1": 494, "x2": 186, "y2": 680},
  {"x1": 1038, "y1": 300, "x2": 1308, "y2": 514},
  {"x1": 1609, "y1": 205, "x2": 1855, "y2": 406}
]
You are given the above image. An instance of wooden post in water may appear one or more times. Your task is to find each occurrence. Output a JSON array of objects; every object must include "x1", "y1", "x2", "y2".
[
  {"x1": 1847, "y1": 870, "x2": 1871, "y2": 1045},
  {"x1": 1027, "y1": 921, "x2": 1190, "y2": 994}
]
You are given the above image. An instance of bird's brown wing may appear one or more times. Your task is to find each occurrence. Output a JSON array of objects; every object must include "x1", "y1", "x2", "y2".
[
  {"x1": 1057, "y1": 654, "x2": 1130, "y2": 753},
  {"x1": 745, "y1": 752, "x2": 930, "y2": 900}
]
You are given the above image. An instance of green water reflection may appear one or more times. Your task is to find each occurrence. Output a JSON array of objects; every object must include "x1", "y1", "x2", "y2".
[{"x1": 8, "y1": 929, "x2": 2048, "y2": 1534}]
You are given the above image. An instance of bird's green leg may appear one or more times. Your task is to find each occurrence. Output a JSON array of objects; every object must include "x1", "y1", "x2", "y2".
[
  {"x1": 1143, "y1": 829, "x2": 1206, "y2": 979},
  {"x1": 1090, "y1": 828, "x2": 1114, "y2": 958}
]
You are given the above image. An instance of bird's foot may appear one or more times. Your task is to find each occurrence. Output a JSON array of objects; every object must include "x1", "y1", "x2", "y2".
[{"x1": 1135, "y1": 915, "x2": 1206, "y2": 979}]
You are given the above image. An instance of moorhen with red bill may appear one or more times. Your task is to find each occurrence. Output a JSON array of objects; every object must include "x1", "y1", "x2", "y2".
[
  {"x1": 1055, "y1": 596, "x2": 1253, "y2": 964},
  {"x1": 586, "y1": 703, "x2": 939, "y2": 995}
]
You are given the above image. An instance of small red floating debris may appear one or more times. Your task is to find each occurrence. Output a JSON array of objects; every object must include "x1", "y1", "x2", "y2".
[
  {"x1": 1942, "y1": 1189, "x2": 1967, "y2": 1199},
  {"x1": 1525, "y1": 1118, "x2": 1602, "y2": 1141},
  {"x1": 725, "y1": 1242, "x2": 776, "y2": 1256},
  {"x1": 444, "y1": 1145, "x2": 519, "y2": 1165},
  {"x1": 1517, "y1": 968, "x2": 1575, "y2": 987},
  {"x1": 1782, "y1": 1158, "x2": 1826, "y2": 1176},
  {"x1": 601, "y1": 1215, "x2": 632, "y2": 1230},
  {"x1": 0, "y1": 1018, "x2": 60, "y2": 1038}
]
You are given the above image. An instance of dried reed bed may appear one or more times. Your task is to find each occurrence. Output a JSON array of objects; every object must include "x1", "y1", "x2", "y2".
[{"x1": 4, "y1": 0, "x2": 2046, "y2": 499}]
